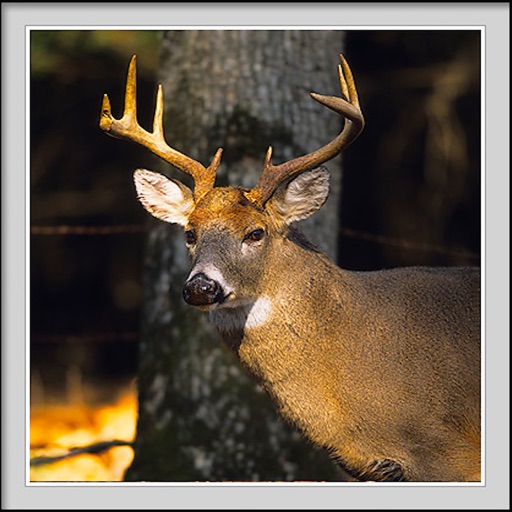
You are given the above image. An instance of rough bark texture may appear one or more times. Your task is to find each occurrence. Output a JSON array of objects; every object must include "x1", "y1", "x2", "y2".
[{"x1": 125, "y1": 30, "x2": 349, "y2": 482}]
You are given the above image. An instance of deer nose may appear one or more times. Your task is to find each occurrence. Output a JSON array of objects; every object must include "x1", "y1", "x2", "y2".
[{"x1": 183, "y1": 272, "x2": 224, "y2": 307}]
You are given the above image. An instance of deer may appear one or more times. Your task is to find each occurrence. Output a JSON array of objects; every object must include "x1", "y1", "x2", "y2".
[{"x1": 99, "y1": 54, "x2": 481, "y2": 482}]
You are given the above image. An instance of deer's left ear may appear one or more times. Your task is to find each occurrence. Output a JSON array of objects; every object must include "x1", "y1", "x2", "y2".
[
  {"x1": 134, "y1": 168, "x2": 195, "y2": 226},
  {"x1": 267, "y1": 167, "x2": 330, "y2": 225}
]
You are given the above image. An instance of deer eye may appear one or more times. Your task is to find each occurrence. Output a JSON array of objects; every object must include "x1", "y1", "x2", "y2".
[
  {"x1": 244, "y1": 228, "x2": 265, "y2": 243},
  {"x1": 185, "y1": 230, "x2": 197, "y2": 245}
]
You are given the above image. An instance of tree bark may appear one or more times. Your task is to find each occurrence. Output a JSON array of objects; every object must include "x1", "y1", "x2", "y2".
[{"x1": 125, "y1": 29, "x2": 349, "y2": 482}]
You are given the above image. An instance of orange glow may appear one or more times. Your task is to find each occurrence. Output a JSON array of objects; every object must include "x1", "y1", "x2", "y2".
[{"x1": 30, "y1": 384, "x2": 137, "y2": 482}]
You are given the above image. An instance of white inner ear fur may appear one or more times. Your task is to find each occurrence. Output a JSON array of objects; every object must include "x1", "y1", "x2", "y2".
[
  {"x1": 133, "y1": 168, "x2": 194, "y2": 226},
  {"x1": 271, "y1": 167, "x2": 330, "y2": 225}
]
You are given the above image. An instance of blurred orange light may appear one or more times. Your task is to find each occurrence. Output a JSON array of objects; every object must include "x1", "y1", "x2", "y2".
[{"x1": 30, "y1": 385, "x2": 137, "y2": 482}]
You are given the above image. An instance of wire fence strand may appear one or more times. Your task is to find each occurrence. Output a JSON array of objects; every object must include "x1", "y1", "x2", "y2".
[
  {"x1": 31, "y1": 332, "x2": 139, "y2": 344},
  {"x1": 31, "y1": 223, "x2": 480, "y2": 260},
  {"x1": 339, "y1": 227, "x2": 480, "y2": 261},
  {"x1": 31, "y1": 224, "x2": 146, "y2": 235}
]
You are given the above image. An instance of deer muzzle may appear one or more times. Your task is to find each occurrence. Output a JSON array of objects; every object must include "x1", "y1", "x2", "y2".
[{"x1": 183, "y1": 272, "x2": 225, "y2": 307}]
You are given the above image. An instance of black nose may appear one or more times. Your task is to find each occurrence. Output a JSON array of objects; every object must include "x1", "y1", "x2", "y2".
[{"x1": 183, "y1": 272, "x2": 224, "y2": 306}]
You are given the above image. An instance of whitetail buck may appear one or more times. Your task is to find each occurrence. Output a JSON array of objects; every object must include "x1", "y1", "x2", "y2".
[{"x1": 100, "y1": 54, "x2": 481, "y2": 482}]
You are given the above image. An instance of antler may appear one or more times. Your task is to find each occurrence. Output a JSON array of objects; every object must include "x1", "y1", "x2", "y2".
[
  {"x1": 100, "y1": 55, "x2": 223, "y2": 200},
  {"x1": 245, "y1": 54, "x2": 365, "y2": 206}
]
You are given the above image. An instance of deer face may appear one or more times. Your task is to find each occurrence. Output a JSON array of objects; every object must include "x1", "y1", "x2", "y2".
[
  {"x1": 134, "y1": 167, "x2": 330, "y2": 310},
  {"x1": 101, "y1": 53, "x2": 363, "y2": 308}
]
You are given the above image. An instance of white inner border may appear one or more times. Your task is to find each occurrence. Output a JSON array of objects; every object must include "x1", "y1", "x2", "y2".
[
  {"x1": 26, "y1": 22, "x2": 487, "y2": 489},
  {"x1": 3, "y1": 3, "x2": 509, "y2": 510}
]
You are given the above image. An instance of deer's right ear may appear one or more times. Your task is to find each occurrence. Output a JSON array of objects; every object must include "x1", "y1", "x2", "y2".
[{"x1": 134, "y1": 169, "x2": 195, "y2": 226}]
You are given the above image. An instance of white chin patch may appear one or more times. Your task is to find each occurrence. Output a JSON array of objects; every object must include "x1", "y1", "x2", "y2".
[{"x1": 210, "y1": 296, "x2": 272, "y2": 332}]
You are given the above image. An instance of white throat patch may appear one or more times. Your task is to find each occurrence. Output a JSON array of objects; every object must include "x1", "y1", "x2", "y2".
[{"x1": 245, "y1": 296, "x2": 272, "y2": 329}]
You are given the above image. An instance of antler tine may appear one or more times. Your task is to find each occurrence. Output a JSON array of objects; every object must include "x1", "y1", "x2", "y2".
[
  {"x1": 99, "y1": 55, "x2": 222, "y2": 200},
  {"x1": 246, "y1": 54, "x2": 365, "y2": 206}
]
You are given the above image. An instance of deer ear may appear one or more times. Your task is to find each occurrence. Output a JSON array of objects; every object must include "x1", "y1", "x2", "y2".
[
  {"x1": 134, "y1": 169, "x2": 195, "y2": 226},
  {"x1": 268, "y1": 167, "x2": 330, "y2": 225}
]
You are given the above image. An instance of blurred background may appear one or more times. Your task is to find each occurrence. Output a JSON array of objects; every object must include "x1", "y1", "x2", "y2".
[{"x1": 29, "y1": 29, "x2": 481, "y2": 481}]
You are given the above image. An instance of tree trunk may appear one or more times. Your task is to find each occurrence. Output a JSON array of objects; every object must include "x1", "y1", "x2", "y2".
[{"x1": 125, "y1": 29, "x2": 349, "y2": 482}]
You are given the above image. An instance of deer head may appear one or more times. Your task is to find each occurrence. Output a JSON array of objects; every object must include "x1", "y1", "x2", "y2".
[{"x1": 100, "y1": 54, "x2": 364, "y2": 310}]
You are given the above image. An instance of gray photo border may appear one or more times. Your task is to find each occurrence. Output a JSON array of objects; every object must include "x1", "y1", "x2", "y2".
[{"x1": 2, "y1": 2, "x2": 510, "y2": 510}]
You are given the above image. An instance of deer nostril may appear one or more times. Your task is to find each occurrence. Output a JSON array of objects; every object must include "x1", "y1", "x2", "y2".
[{"x1": 183, "y1": 272, "x2": 224, "y2": 306}]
